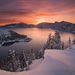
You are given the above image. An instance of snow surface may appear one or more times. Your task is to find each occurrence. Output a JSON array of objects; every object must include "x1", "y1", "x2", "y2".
[{"x1": 0, "y1": 45, "x2": 75, "y2": 75}]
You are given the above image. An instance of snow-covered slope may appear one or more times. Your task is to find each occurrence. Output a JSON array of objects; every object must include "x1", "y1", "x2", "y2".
[{"x1": 0, "y1": 45, "x2": 75, "y2": 75}]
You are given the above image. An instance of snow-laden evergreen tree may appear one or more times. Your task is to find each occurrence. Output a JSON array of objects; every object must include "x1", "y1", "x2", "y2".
[
  {"x1": 46, "y1": 32, "x2": 53, "y2": 49},
  {"x1": 30, "y1": 49, "x2": 35, "y2": 60},
  {"x1": 12, "y1": 50, "x2": 18, "y2": 71},
  {"x1": 9, "y1": 63, "x2": 13, "y2": 72},
  {"x1": 25, "y1": 61, "x2": 29, "y2": 70},
  {"x1": 16, "y1": 56, "x2": 22, "y2": 72},
  {"x1": 8, "y1": 50, "x2": 14, "y2": 71},
  {"x1": 39, "y1": 39, "x2": 50, "y2": 58},
  {"x1": 46, "y1": 34, "x2": 52, "y2": 48},
  {"x1": 61, "y1": 42, "x2": 65, "y2": 50},
  {"x1": 54, "y1": 31, "x2": 62, "y2": 49},
  {"x1": 23, "y1": 50, "x2": 27, "y2": 68},
  {"x1": 68, "y1": 37, "x2": 72, "y2": 49},
  {"x1": 50, "y1": 36, "x2": 55, "y2": 49}
]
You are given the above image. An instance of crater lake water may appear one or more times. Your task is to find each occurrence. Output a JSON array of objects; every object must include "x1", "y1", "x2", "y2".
[{"x1": 0, "y1": 28, "x2": 75, "y2": 59}]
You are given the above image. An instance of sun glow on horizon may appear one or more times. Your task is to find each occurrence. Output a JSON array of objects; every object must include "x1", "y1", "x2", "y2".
[
  {"x1": 35, "y1": 18, "x2": 50, "y2": 24},
  {"x1": 0, "y1": 16, "x2": 75, "y2": 26}
]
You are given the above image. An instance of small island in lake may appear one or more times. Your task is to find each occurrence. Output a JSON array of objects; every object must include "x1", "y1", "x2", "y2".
[{"x1": 0, "y1": 29, "x2": 31, "y2": 47}]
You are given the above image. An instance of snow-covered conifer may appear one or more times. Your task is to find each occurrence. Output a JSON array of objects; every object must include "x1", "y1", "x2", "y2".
[
  {"x1": 25, "y1": 61, "x2": 29, "y2": 70},
  {"x1": 68, "y1": 37, "x2": 72, "y2": 49},
  {"x1": 54, "y1": 31, "x2": 62, "y2": 49}
]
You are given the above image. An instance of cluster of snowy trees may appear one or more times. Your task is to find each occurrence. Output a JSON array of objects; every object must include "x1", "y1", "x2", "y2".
[
  {"x1": 45, "y1": 31, "x2": 75, "y2": 50},
  {"x1": 5, "y1": 49, "x2": 36, "y2": 72},
  {"x1": 38, "y1": 31, "x2": 65, "y2": 58},
  {"x1": 0, "y1": 48, "x2": 44, "y2": 72},
  {"x1": 46, "y1": 31, "x2": 64, "y2": 50}
]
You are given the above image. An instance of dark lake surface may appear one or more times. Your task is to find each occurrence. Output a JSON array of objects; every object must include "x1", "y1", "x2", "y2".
[{"x1": 0, "y1": 28, "x2": 75, "y2": 59}]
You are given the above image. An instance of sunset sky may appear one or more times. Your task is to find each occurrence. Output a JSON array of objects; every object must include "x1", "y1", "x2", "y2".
[{"x1": 0, "y1": 0, "x2": 75, "y2": 25}]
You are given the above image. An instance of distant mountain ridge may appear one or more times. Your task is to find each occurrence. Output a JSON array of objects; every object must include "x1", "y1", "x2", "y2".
[
  {"x1": 0, "y1": 21, "x2": 75, "y2": 34},
  {"x1": 0, "y1": 22, "x2": 34, "y2": 28},
  {"x1": 36, "y1": 21, "x2": 75, "y2": 34}
]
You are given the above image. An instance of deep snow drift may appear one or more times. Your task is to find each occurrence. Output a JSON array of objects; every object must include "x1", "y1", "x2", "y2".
[{"x1": 0, "y1": 45, "x2": 75, "y2": 75}]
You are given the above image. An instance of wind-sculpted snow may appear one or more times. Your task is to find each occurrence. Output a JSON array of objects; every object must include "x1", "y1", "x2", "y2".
[{"x1": 0, "y1": 45, "x2": 75, "y2": 75}]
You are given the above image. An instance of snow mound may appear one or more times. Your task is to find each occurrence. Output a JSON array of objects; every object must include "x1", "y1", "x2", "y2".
[{"x1": 0, "y1": 47, "x2": 75, "y2": 75}]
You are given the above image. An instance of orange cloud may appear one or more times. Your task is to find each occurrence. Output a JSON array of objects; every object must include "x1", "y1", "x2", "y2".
[{"x1": 0, "y1": 0, "x2": 75, "y2": 25}]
